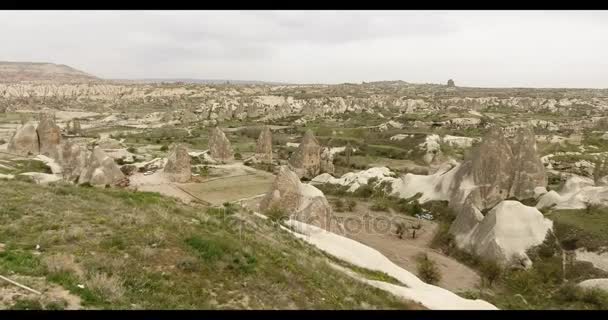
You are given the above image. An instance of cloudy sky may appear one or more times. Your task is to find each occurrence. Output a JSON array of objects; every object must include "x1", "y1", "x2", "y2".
[{"x1": 1, "y1": 10, "x2": 608, "y2": 88}]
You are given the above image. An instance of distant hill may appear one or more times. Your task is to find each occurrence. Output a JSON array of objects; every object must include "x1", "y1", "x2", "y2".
[
  {"x1": 113, "y1": 78, "x2": 290, "y2": 86},
  {"x1": 0, "y1": 61, "x2": 100, "y2": 83}
]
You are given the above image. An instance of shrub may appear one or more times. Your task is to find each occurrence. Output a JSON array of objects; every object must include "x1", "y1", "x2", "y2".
[
  {"x1": 160, "y1": 145, "x2": 169, "y2": 152},
  {"x1": 44, "y1": 253, "x2": 83, "y2": 278},
  {"x1": 265, "y1": 206, "x2": 288, "y2": 223},
  {"x1": 127, "y1": 146, "x2": 137, "y2": 153},
  {"x1": 479, "y1": 259, "x2": 502, "y2": 288},
  {"x1": 0, "y1": 139, "x2": 6, "y2": 145},
  {"x1": 177, "y1": 257, "x2": 201, "y2": 272},
  {"x1": 416, "y1": 253, "x2": 441, "y2": 285},
  {"x1": 354, "y1": 184, "x2": 374, "y2": 198},
  {"x1": 120, "y1": 165, "x2": 137, "y2": 176},
  {"x1": 346, "y1": 199, "x2": 357, "y2": 212},
  {"x1": 333, "y1": 199, "x2": 345, "y2": 212},
  {"x1": 85, "y1": 272, "x2": 125, "y2": 302},
  {"x1": 370, "y1": 199, "x2": 389, "y2": 212},
  {"x1": 395, "y1": 222, "x2": 407, "y2": 239},
  {"x1": 234, "y1": 153, "x2": 243, "y2": 160},
  {"x1": 581, "y1": 288, "x2": 608, "y2": 308}
]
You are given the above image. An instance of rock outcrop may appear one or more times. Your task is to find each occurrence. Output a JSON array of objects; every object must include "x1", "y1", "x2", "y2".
[
  {"x1": 163, "y1": 143, "x2": 191, "y2": 183},
  {"x1": 447, "y1": 127, "x2": 547, "y2": 213},
  {"x1": 452, "y1": 200, "x2": 553, "y2": 267},
  {"x1": 442, "y1": 127, "x2": 550, "y2": 266},
  {"x1": 320, "y1": 147, "x2": 335, "y2": 175},
  {"x1": 509, "y1": 127, "x2": 547, "y2": 199},
  {"x1": 289, "y1": 130, "x2": 322, "y2": 180},
  {"x1": 255, "y1": 126, "x2": 273, "y2": 163},
  {"x1": 36, "y1": 115, "x2": 62, "y2": 159},
  {"x1": 260, "y1": 166, "x2": 332, "y2": 228},
  {"x1": 58, "y1": 141, "x2": 88, "y2": 182},
  {"x1": 208, "y1": 127, "x2": 234, "y2": 162},
  {"x1": 78, "y1": 147, "x2": 125, "y2": 186},
  {"x1": 7, "y1": 122, "x2": 39, "y2": 156}
]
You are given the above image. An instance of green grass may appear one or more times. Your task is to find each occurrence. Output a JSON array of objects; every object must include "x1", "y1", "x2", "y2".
[
  {"x1": 0, "y1": 159, "x2": 52, "y2": 175},
  {"x1": 0, "y1": 180, "x2": 419, "y2": 310},
  {"x1": 549, "y1": 208, "x2": 608, "y2": 251}
]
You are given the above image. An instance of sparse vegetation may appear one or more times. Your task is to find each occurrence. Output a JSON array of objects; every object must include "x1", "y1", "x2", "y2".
[
  {"x1": 416, "y1": 253, "x2": 441, "y2": 285},
  {"x1": 0, "y1": 180, "x2": 417, "y2": 309}
]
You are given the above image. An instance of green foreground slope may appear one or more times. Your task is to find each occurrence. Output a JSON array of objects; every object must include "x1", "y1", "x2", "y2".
[{"x1": 0, "y1": 180, "x2": 419, "y2": 310}]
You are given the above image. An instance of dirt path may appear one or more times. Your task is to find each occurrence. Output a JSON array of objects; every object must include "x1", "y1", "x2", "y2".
[{"x1": 330, "y1": 201, "x2": 480, "y2": 292}]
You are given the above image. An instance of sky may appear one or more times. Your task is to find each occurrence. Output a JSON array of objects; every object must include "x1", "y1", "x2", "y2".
[{"x1": 1, "y1": 10, "x2": 608, "y2": 88}]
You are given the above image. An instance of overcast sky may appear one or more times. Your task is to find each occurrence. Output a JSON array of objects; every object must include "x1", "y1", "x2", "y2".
[{"x1": 1, "y1": 10, "x2": 608, "y2": 88}]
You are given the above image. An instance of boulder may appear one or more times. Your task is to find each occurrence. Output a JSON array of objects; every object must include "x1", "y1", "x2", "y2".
[
  {"x1": 454, "y1": 200, "x2": 553, "y2": 267},
  {"x1": 36, "y1": 116, "x2": 62, "y2": 159},
  {"x1": 260, "y1": 166, "x2": 333, "y2": 228},
  {"x1": 208, "y1": 127, "x2": 234, "y2": 162},
  {"x1": 288, "y1": 130, "x2": 321, "y2": 179},
  {"x1": 7, "y1": 122, "x2": 39, "y2": 156},
  {"x1": 578, "y1": 279, "x2": 608, "y2": 292},
  {"x1": 78, "y1": 147, "x2": 125, "y2": 186},
  {"x1": 255, "y1": 126, "x2": 273, "y2": 163},
  {"x1": 163, "y1": 143, "x2": 191, "y2": 183}
]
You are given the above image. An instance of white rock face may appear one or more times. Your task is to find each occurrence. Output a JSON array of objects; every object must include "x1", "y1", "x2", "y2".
[
  {"x1": 36, "y1": 116, "x2": 62, "y2": 159},
  {"x1": 208, "y1": 127, "x2": 234, "y2": 162},
  {"x1": 260, "y1": 166, "x2": 332, "y2": 227},
  {"x1": 18, "y1": 172, "x2": 62, "y2": 184},
  {"x1": 288, "y1": 130, "x2": 322, "y2": 179},
  {"x1": 255, "y1": 126, "x2": 273, "y2": 163},
  {"x1": 78, "y1": 147, "x2": 125, "y2": 186},
  {"x1": 536, "y1": 175, "x2": 608, "y2": 209},
  {"x1": 575, "y1": 248, "x2": 608, "y2": 272},
  {"x1": 312, "y1": 167, "x2": 395, "y2": 192},
  {"x1": 454, "y1": 201, "x2": 553, "y2": 267},
  {"x1": 163, "y1": 144, "x2": 191, "y2": 183},
  {"x1": 284, "y1": 220, "x2": 497, "y2": 310},
  {"x1": 419, "y1": 134, "x2": 442, "y2": 164},
  {"x1": 57, "y1": 141, "x2": 88, "y2": 182},
  {"x1": 7, "y1": 122, "x2": 39, "y2": 156},
  {"x1": 578, "y1": 279, "x2": 608, "y2": 292}
]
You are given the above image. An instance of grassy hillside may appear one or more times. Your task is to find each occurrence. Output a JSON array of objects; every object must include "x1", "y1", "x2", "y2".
[{"x1": 0, "y1": 180, "x2": 420, "y2": 310}]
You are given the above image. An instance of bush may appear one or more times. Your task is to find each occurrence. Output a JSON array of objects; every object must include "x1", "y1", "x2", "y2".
[
  {"x1": 127, "y1": 147, "x2": 137, "y2": 153},
  {"x1": 416, "y1": 253, "x2": 441, "y2": 285},
  {"x1": 479, "y1": 259, "x2": 502, "y2": 288},
  {"x1": 85, "y1": 272, "x2": 125, "y2": 302},
  {"x1": 234, "y1": 153, "x2": 243, "y2": 160},
  {"x1": 160, "y1": 145, "x2": 169, "y2": 152},
  {"x1": 354, "y1": 184, "x2": 374, "y2": 198},
  {"x1": 346, "y1": 199, "x2": 357, "y2": 212},
  {"x1": 333, "y1": 199, "x2": 345, "y2": 212},
  {"x1": 265, "y1": 206, "x2": 288, "y2": 223},
  {"x1": 370, "y1": 199, "x2": 389, "y2": 212},
  {"x1": 395, "y1": 222, "x2": 407, "y2": 239}
]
